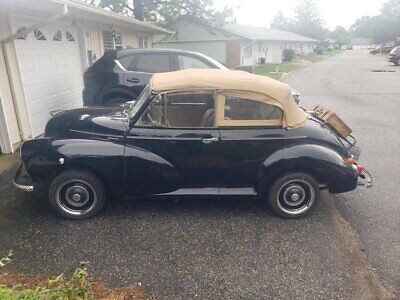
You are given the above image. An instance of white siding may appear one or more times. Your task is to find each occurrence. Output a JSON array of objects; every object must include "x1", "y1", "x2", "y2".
[{"x1": 156, "y1": 41, "x2": 227, "y2": 65}]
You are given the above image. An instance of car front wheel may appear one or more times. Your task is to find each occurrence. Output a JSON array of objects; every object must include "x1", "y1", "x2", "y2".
[
  {"x1": 49, "y1": 169, "x2": 106, "y2": 219},
  {"x1": 267, "y1": 172, "x2": 320, "y2": 219}
]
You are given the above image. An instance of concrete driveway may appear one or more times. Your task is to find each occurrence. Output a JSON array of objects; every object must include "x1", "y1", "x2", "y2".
[
  {"x1": 0, "y1": 50, "x2": 398, "y2": 298},
  {"x1": 285, "y1": 49, "x2": 400, "y2": 296}
]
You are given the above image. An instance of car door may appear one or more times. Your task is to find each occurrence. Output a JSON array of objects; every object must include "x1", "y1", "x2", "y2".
[
  {"x1": 124, "y1": 91, "x2": 221, "y2": 197},
  {"x1": 216, "y1": 95, "x2": 287, "y2": 195},
  {"x1": 123, "y1": 53, "x2": 173, "y2": 97}
]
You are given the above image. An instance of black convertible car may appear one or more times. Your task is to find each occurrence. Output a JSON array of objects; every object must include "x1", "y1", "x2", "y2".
[{"x1": 14, "y1": 69, "x2": 371, "y2": 219}]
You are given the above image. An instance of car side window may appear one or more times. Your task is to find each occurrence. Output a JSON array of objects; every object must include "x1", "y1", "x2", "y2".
[
  {"x1": 224, "y1": 96, "x2": 282, "y2": 122},
  {"x1": 118, "y1": 55, "x2": 135, "y2": 70},
  {"x1": 134, "y1": 54, "x2": 170, "y2": 73},
  {"x1": 178, "y1": 55, "x2": 213, "y2": 70},
  {"x1": 136, "y1": 92, "x2": 216, "y2": 128}
]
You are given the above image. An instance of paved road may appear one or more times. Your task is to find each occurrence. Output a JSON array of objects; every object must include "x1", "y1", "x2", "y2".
[
  {"x1": 0, "y1": 51, "x2": 397, "y2": 299},
  {"x1": 285, "y1": 50, "x2": 400, "y2": 294}
]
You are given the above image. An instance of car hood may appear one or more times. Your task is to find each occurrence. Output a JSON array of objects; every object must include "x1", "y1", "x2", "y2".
[{"x1": 44, "y1": 106, "x2": 128, "y2": 139}]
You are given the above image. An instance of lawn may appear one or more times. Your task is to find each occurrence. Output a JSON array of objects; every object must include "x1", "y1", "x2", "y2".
[
  {"x1": 254, "y1": 63, "x2": 300, "y2": 80},
  {"x1": 298, "y1": 49, "x2": 343, "y2": 62}
]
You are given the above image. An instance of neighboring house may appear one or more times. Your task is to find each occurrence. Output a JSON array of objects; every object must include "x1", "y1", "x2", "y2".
[
  {"x1": 348, "y1": 38, "x2": 375, "y2": 50},
  {"x1": 325, "y1": 39, "x2": 339, "y2": 49},
  {"x1": 0, "y1": 0, "x2": 171, "y2": 154},
  {"x1": 155, "y1": 19, "x2": 317, "y2": 67}
]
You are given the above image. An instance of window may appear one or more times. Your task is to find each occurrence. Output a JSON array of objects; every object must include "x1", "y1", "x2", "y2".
[
  {"x1": 102, "y1": 30, "x2": 122, "y2": 51},
  {"x1": 113, "y1": 32, "x2": 122, "y2": 50},
  {"x1": 53, "y1": 30, "x2": 62, "y2": 41},
  {"x1": 66, "y1": 31, "x2": 75, "y2": 42},
  {"x1": 138, "y1": 35, "x2": 148, "y2": 48},
  {"x1": 134, "y1": 54, "x2": 170, "y2": 73},
  {"x1": 178, "y1": 55, "x2": 212, "y2": 70},
  {"x1": 16, "y1": 27, "x2": 28, "y2": 40},
  {"x1": 224, "y1": 97, "x2": 282, "y2": 123},
  {"x1": 137, "y1": 92, "x2": 215, "y2": 128},
  {"x1": 118, "y1": 55, "x2": 135, "y2": 70},
  {"x1": 34, "y1": 29, "x2": 46, "y2": 41}
]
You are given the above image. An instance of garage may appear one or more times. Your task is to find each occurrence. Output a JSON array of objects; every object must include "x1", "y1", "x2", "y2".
[{"x1": 10, "y1": 16, "x2": 84, "y2": 137}]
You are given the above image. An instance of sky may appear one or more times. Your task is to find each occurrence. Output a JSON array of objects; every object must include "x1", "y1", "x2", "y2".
[{"x1": 213, "y1": 0, "x2": 385, "y2": 30}]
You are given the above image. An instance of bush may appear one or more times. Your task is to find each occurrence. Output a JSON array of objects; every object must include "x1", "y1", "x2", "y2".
[{"x1": 283, "y1": 49, "x2": 295, "y2": 61}]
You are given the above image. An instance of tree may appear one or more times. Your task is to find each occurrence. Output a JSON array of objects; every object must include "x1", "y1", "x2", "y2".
[
  {"x1": 329, "y1": 26, "x2": 350, "y2": 46},
  {"x1": 293, "y1": 0, "x2": 325, "y2": 40},
  {"x1": 350, "y1": 0, "x2": 400, "y2": 44},
  {"x1": 271, "y1": 11, "x2": 292, "y2": 31},
  {"x1": 85, "y1": 0, "x2": 234, "y2": 28}
]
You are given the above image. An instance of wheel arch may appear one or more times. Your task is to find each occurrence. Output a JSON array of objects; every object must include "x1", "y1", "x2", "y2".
[
  {"x1": 96, "y1": 86, "x2": 138, "y2": 105},
  {"x1": 255, "y1": 144, "x2": 358, "y2": 196}
]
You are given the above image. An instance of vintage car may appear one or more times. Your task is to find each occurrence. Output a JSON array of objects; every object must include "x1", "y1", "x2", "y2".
[{"x1": 14, "y1": 69, "x2": 372, "y2": 219}]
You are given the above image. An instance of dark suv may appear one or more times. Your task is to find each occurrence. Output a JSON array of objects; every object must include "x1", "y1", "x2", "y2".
[
  {"x1": 82, "y1": 49, "x2": 227, "y2": 105},
  {"x1": 388, "y1": 46, "x2": 400, "y2": 65}
]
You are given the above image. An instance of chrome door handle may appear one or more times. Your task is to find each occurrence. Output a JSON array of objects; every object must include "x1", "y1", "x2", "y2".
[{"x1": 201, "y1": 137, "x2": 219, "y2": 144}]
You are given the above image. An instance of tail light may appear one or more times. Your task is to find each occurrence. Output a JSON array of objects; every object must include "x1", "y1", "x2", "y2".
[
  {"x1": 83, "y1": 71, "x2": 95, "y2": 79},
  {"x1": 346, "y1": 157, "x2": 356, "y2": 164},
  {"x1": 356, "y1": 164, "x2": 364, "y2": 175}
]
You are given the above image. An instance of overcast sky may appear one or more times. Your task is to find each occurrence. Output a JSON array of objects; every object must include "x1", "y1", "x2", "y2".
[{"x1": 213, "y1": 0, "x2": 385, "y2": 30}]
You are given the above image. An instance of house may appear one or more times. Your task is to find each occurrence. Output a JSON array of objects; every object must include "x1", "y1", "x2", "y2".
[
  {"x1": 348, "y1": 38, "x2": 375, "y2": 50},
  {"x1": 0, "y1": 0, "x2": 171, "y2": 154},
  {"x1": 154, "y1": 19, "x2": 317, "y2": 67}
]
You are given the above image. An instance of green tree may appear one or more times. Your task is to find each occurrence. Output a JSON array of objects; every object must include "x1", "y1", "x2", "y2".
[
  {"x1": 293, "y1": 0, "x2": 325, "y2": 40},
  {"x1": 329, "y1": 26, "x2": 350, "y2": 46},
  {"x1": 351, "y1": 15, "x2": 397, "y2": 43},
  {"x1": 270, "y1": 11, "x2": 293, "y2": 31},
  {"x1": 86, "y1": 0, "x2": 234, "y2": 28}
]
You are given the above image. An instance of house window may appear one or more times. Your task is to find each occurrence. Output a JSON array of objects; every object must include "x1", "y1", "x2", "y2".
[
  {"x1": 34, "y1": 29, "x2": 46, "y2": 41},
  {"x1": 138, "y1": 35, "x2": 149, "y2": 48},
  {"x1": 53, "y1": 30, "x2": 62, "y2": 41},
  {"x1": 102, "y1": 30, "x2": 123, "y2": 51},
  {"x1": 16, "y1": 27, "x2": 28, "y2": 40},
  {"x1": 66, "y1": 31, "x2": 75, "y2": 42}
]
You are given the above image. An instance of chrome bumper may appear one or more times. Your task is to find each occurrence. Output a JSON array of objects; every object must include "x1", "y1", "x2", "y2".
[
  {"x1": 357, "y1": 169, "x2": 373, "y2": 188},
  {"x1": 13, "y1": 163, "x2": 34, "y2": 192}
]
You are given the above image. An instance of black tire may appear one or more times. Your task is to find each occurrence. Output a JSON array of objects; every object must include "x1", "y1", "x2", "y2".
[
  {"x1": 266, "y1": 172, "x2": 320, "y2": 219},
  {"x1": 49, "y1": 169, "x2": 106, "y2": 219},
  {"x1": 394, "y1": 59, "x2": 399, "y2": 66}
]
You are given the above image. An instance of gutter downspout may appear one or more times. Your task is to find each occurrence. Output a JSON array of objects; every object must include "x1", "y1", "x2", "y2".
[
  {"x1": 241, "y1": 40, "x2": 256, "y2": 66},
  {"x1": 0, "y1": 4, "x2": 68, "y2": 142}
]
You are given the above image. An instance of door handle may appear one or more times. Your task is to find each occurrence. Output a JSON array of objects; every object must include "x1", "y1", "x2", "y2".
[
  {"x1": 127, "y1": 78, "x2": 139, "y2": 83},
  {"x1": 201, "y1": 137, "x2": 219, "y2": 144}
]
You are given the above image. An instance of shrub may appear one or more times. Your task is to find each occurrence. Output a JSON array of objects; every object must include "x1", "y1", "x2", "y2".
[{"x1": 283, "y1": 49, "x2": 295, "y2": 61}]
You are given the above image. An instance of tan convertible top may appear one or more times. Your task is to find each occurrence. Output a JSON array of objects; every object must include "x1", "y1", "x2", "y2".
[{"x1": 150, "y1": 69, "x2": 307, "y2": 128}]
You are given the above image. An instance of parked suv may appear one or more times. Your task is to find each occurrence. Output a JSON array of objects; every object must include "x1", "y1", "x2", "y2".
[
  {"x1": 388, "y1": 46, "x2": 400, "y2": 65},
  {"x1": 83, "y1": 49, "x2": 226, "y2": 105},
  {"x1": 83, "y1": 49, "x2": 301, "y2": 106}
]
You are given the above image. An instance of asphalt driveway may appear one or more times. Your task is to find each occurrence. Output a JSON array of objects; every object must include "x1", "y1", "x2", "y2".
[
  {"x1": 0, "y1": 50, "x2": 398, "y2": 298},
  {"x1": 285, "y1": 49, "x2": 400, "y2": 296}
]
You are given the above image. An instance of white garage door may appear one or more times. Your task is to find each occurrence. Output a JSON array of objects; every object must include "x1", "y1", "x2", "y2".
[{"x1": 11, "y1": 17, "x2": 84, "y2": 137}]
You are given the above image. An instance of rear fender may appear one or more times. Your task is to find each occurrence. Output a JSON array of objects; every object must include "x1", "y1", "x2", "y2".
[{"x1": 256, "y1": 144, "x2": 358, "y2": 195}]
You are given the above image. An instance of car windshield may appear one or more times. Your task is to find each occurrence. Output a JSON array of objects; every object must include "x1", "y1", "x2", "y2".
[{"x1": 129, "y1": 85, "x2": 151, "y2": 119}]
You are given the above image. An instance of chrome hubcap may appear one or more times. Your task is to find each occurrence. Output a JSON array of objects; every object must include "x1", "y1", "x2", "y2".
[
  {"x1": 56, "y1": 180, "x2": 97, "y2": 216},
  {"x1": 276, "y1": 179, "x2": 315, "y2": 215}
]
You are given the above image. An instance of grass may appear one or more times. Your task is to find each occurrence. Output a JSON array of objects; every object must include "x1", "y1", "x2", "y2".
[
  {"x1": 254, "y1": 63, "x2": 300, "y2": 80},
  {"x1": 0, "y1": 261, "x2": 93, "y2": 300},
  {"x1": 298, "y1": 49, "x2": 343, "y2": 62}
]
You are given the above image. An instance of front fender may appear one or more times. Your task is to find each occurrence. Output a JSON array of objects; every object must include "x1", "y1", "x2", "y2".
[
  {"x1": 256, "y1": 144, "x2": 358, "y2": 194},
  {"x1": 21, "y1": 138, "x2": 124, "y2": 195}
]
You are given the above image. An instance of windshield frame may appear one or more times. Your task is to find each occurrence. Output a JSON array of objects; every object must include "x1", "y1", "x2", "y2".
[{"x1": 129, "y1": 84, "x2": 151, "y2": 119}]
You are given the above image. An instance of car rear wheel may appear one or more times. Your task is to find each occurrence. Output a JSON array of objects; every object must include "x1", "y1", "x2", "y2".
[
  {"x1": 49, "y1": 170, "x2": 106, "y2": 219},
  {"x1": 266, "y1": 172, "x2": 320, "y2": 219}
]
